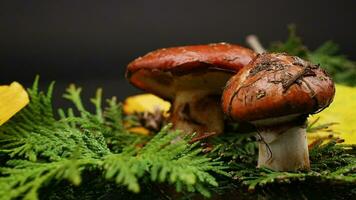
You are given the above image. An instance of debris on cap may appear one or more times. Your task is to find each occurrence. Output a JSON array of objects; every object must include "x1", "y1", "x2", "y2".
[{"x1": 222, "y1": 53, "x2": 335, "y2": 124}]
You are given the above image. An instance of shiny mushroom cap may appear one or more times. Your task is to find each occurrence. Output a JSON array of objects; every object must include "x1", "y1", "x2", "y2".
[
  {"x1": 222, "y1": 53, "x2": 335, "y2": 126},
  {"x1": 126, "y1": 43, "x2": 256, "y2": 100}
]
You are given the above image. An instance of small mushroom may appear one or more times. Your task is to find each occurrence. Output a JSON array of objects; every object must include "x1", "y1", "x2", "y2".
[
  {"x1": 126, "y1": 43, "x2": 256, "y2": 136},
  {"x1": 221, "y1": 53, "x2": 335, "y2": 171}
]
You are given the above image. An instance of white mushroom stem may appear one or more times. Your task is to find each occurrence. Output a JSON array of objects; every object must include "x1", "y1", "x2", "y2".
[
  {"x1": 257, "y1": 124, "x2": 310, "y2": 171},
  {"x1": 171, "y1": 90, "x2": 224, "y2": 135},
  {"x1": 246, "y1": 35, "x2": 266, "y2": 54}
]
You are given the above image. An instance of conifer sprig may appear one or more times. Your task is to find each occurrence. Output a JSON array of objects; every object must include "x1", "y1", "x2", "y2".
[{"x1": 0, "y1": 78, "x2": 226, "y2": 200}]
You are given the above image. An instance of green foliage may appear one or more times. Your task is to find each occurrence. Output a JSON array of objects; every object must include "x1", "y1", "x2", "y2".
[
  {"x1": 231, "y1": 141, "x2": 356, "y2": 190},
  {"x1": 0, "y1": 159, "x2": 89, "y2": 200},
  {"x1": 0, "y1": 76, "x2": 355, "y2": 200},
  {"x1": 210, "y1": 130, "x2": 257, "y2": 171},
  {"x1": 310, "y1": 141, "x2": 356, "y2": 173},
  {"x1": 308, "y1": 42, "x2": 356, "y2": 86},
  {"x1": 0, "y1": 78, "x2": 226, "y2": 200},
  {"x1": 269, "y1": 25, "x2": 356, "y2": 86},
  {"x1": 102, "y1": 125, "x2": 227, "y2": 197},
  {"x1": 269, "y1": 25, "x2": 308, "y2": 58},
  {"x1": 209, "y1": 128, "x2": 356, "y2": 199}
]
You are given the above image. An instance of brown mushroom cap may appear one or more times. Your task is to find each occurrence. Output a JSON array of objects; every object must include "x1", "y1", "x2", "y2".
[
  {"x1": 126, "y1": 43, "x2": 256, "y2": 99},
  {"x1": 222, "y1": 53, "x2": 335, "y2": 125}
]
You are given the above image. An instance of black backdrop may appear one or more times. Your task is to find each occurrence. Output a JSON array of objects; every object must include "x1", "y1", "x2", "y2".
[{"x1": 1, "y1": 0, "x2": 355, "y2": 108}]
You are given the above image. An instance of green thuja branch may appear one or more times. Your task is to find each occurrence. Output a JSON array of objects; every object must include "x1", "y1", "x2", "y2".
[
  {"x1": 0, "y1": 159, "x2": 95, "y2": 200},
  {"x1": 62, "y1": 84, "x2": 87, "y2": 118},
  {"x1": 0, "y1": 78, "x2": 226, "y2": 200},
  {"x1": 269, "y1": 25, "x2": 308, "y2": 58},
  {"x1": 102, "y1": 97, "x2": 141, "y2": 153},
  {"x1": 101, "y1": 125, "x2": 228, "y2": 197},
  {"x1": 235, "y1": 167, "x2": 309, "y2": 191},
  {"x1": 90, "y1": 88, "x2": 103, "y2": 122},
  {"x1": 104, "y1": 97, "x2": 126, "y2": 134},
  {"x1": 310, "y1": 140, "x2": 356, "y2": 172}
]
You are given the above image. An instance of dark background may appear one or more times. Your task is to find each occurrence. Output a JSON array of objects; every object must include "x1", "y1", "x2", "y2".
[{"x1": 1, "y1": 0, "x2": 355, "y2": 108}]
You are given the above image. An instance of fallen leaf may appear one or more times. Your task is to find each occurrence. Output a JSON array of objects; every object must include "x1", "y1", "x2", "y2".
[
  {"x1": 309, "y1": 84, "x2": 356, "y2": 144},
  {"x1": 123, "y1": 94, "x2": 170, "y2": 115},
  {"x1": 128, "y1": 127, "x2": 150, "y2": 136},
  {"x1": 0, "y1": 82, "x2": 29, "y2": 126}
]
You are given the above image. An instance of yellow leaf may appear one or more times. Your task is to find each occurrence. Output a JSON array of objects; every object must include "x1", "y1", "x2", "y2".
[
  {"x1": 309, "y1": 84, "x2": 356, "y2": 144},
  {"x1": 123, "y1": 94, "x2": 170, "y2": 114},
  {"x1": 0, "y1": 82, "x2": 29, "y2": 126},
  {"x1": 128, "y1": 127, "x2": 150, "y2": 136}
]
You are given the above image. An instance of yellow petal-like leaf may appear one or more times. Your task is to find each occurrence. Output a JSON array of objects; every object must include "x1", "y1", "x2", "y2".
[
  {"x1": 128, "y1": 127, "x2": 151, "y2": 136},
  {"x1": 0, "y1": 82, "x2": 29, "y2": 126},
  {"x1": 123, "y1": 94, "x2": 170, "y2": 114},
  {"x1": 309, "y1": 84, "x2": 356, "y2": 144}
]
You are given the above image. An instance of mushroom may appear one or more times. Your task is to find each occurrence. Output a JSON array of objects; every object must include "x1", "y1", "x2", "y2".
[
  {"x1": 221, "y1": 53, "x2": 335, "y2": 171},
  {"x1": 126, "y1": 43, "x2": 256, "y2": 136}
]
